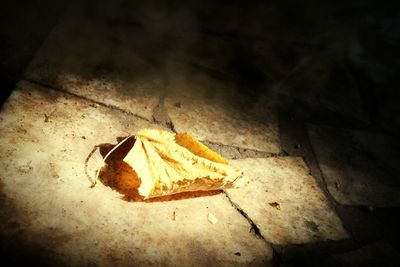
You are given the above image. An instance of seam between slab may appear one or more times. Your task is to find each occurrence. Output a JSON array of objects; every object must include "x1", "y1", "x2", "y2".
[
  {"x1": 223, "y1": 191, "x2": 265, "y2": 240},
  {"x1": 202, "y1": 140, "x2": 288, "y2": 159},
  {"x1": 301, "y1": 151, "x2": 357, "y2": 242},
  {"x1": 224, "y1": 192, "x2": 283, "y2": 266},
  {"x1": 300, "y1": 123, "x2": 358, "y2": 243},
  {"x1": 302, "y1": 127, "x2": 339, "y2": 206},
  {"x1": 22, "y1": 79, "x2": 286, "y2": 157},
  {"x1": 22, "y1": 78, "x2": 153, "y2": 123},
  {"x1": 151, "y1": 91, "x2": 176, "y2": 133}
]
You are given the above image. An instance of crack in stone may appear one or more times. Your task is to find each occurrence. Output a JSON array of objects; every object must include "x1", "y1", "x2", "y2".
[
  {"x1": 270, "y1": 246, "x2": 284, "y2": 267},
  {"x1": 224, "y1": 192, "x2": 283, "y2": 266},
  {"x1": 84, "y1": 145, "x2": 99, "y2": 185},
  {"x1": 279, "y1": 114, "x2": 356, "y2": 247},
  {"x1": 21, "y1": 80, "x2": 287, "y2": 159},
  {"x1": 224, "y1": 191, "x2": 265, "y2": 240},
  {"x1": 151, "y1": 95, "x2": 176, "y2": 133},
  {"x1": 22, "y1": 78, "x2": 152, "y2": 123},
  {"x1": 202, "y1": 140, "x2": 287, "y2": 159}
]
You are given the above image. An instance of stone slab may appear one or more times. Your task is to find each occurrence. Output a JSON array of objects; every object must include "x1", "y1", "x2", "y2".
[
  {"x1": 276, "y1": 56, "x2": 368, "y2": 122},
  {"x1": 197, "y1": 1, "x2": 328, "y2": 43},
  {"x1": 0, "y1": 81, "x2": 272, "y2": 266},
  {"x1": 326, "y1": 240, "x2": 400, "y2": 267},
  {"x1": 378, "y1": 94, "x2": 400, "y2": 135},
  {"x1": 164, "y1": 65, "x2": 280, "y2": 153},
  {"x1": 227, "y1": 157, "x2": 349, "y2": 245},
  {"x1": 167, "y1": 33, "x2": 303, "y2": 83},
  {"x1": 24, "y1": 13, "x2": 163, "y2": 121},
  {"x1": 308, "y1": 124, "x2": 400, "y2": 207}
]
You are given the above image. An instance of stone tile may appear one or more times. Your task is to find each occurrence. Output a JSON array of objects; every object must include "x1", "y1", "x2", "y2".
[
  {"x1": 24, "y1": 13, "x2": 163, "y2": 121},
  {"x1": 197, "y1": 1, "x2": 333, "y2": 43},
  {"x1": 378, "y1": 94, "x2": 400, "y2": 135},
  {"x1": 0, "y1": 1, "x2": 64, "y2": 85},
  {"x1": 226, "y1": 157, "x2": 349, "y2": 245},
  {"x1": 164, "y1": 65, "x2": 280, "y2": 153},
  {"x1": 276, "y1": 56, "x2": 368, "y2": 122},
  {"x1": 307, "y1": 124, "x2": 400, "y2": 207},
  {"x1": 326, "y1": 240, "x2": 400, "y2": 267},
  {"x1": 0, "y1": 81, "x2": 272, "y2": 266},
  {"x1": 202, "y1": 141, "x2": 274, "y2": 160},
  {"x1": 168, "y1": 33, "x2": 303, "y2": 83}
]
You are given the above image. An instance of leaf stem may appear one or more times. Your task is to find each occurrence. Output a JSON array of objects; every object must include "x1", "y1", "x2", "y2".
[{"x1": 92, "y1": 135, "x2": 133, "y2": 187}]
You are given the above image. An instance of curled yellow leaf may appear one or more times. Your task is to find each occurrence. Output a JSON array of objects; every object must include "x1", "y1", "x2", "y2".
[{"x1": 120, "y1": 129, "x2": 243, "y2": 199}]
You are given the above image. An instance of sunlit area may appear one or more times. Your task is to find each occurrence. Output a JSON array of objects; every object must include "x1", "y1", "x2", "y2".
[{"x1": 1, "y1": 0, "x2": 400, "y2": 266}]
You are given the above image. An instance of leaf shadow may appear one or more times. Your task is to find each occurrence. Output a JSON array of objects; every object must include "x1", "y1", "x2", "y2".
[{"x1": 97, "y1": 136, "x2": 223, "y2": 202}]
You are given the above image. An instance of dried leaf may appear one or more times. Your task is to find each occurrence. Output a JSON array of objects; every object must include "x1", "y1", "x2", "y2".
[
  {"x1": 175, "y1": 133, "x2": 227, "y2": 164},
  {"x1": 122, "y1": 129, "x2": 243, "y2": 199}
]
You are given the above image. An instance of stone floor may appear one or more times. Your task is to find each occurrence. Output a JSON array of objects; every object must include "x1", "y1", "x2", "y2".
[{"x1": 1, "y1": 1, "x2": 400, "y2": 266}]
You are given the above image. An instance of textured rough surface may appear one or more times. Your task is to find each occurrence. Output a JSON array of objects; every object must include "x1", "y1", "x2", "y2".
[
  {"x1": 326, "y1": 240, "x2": 400, "y2": 267},
  {"x1": 164, "y1": 65, "x2": 280, "y2": 153},
  {"x1": 308, "y1": 124, "x2": 400, "y2": 207},
  {"x1": 227, "y1": 157, "x2": 349, "y2": 245},
  {"x1": 167, "y1": 33, "x2": 303, "y2": 83},
  {"x1": 24, "y1": 12, "x2": 163, "y2": 120},
  {"x1": 0, "y1": 81, "x2": 272, "y2": 267},
  {"x1": 276, "y1": 57, "x2": 367, "y2": 122},
  {"x1": 3, "y1": 1, "x2": 400, "y2": 265}
]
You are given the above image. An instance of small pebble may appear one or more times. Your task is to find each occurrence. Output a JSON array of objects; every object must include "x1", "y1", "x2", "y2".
[{"x1": 208, "y1": 213, "x2": 218, "y2": 224}]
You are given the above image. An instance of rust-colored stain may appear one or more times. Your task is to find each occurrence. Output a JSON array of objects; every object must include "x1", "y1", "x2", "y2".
[
  {"x1": 268, "y1": 202, "x2": 281, "y2": 210},
  {"x1": 15, "y1": 126, "x2": 27, "y2": 134}
]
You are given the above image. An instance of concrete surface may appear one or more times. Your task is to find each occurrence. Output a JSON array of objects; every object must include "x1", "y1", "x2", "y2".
[
  {"x1": 165, "y1": 64, "x2": 280, "y2": 153},
  {"x1": 0, "y1": 81, "x2": 272, "y2": 267},
  {"x1": 228, "y1": 157, "x2": 348, "y2": 245},
  {"x1": 275, "y1": 56, "x2": 368, "y2": 122},
  {"x1": 324, "y1": 240, "x2": 400, "y2": 267},
  {"x1": 1, "y1": 1, "x2": 400, "y2": 266},
  {"x1": 308, "y1": 124, "x2": 400, "y2": 207},
  {"x1": 24, "y1": 12, "x2": 163, "y2": 121}
]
